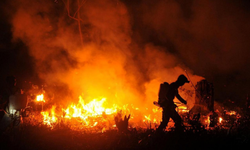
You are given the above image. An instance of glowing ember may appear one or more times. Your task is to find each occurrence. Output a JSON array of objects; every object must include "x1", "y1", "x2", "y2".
[
  {"x1": 219, "y1": 117, "x2": 223, "y2": 123},
  {"x1": 227, "y1": 111, "x2": 236, "y2": 116},
  {"x1": 36, "y1": 94, "x2": 45, "y2": 102},
  {"x1": 177, "y1": 105, "x2": 189, "y2": 113},
  {"x1": 207, "y1": 116, "x2": 210, "y2": 126}
]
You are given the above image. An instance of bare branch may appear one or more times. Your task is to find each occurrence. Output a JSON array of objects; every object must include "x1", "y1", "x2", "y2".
[
  {"x1": 61, "y1": 0, "x2": 84, "y2": 22},
  {"x1": 61, "y1": 0, "x2": 84, "y2": 47},
  {"x1": 73, "y1": 0, "x2": 87, "y2": 18}
]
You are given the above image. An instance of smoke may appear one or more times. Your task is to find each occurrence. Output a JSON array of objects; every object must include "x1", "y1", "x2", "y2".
[
  {"x1": 7, "y1": 0, "x2": 203, "y2": 111},
  {"x1": 124, "y1": 0, "x2": 250, "y2": 103}
]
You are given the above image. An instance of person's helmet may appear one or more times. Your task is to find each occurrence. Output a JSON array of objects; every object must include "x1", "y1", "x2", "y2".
[{"x1": 177, "y1": 74, "x2": 190, "y2": 84}]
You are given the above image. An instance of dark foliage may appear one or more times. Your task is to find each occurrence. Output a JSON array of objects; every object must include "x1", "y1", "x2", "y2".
[{"x1": 0, "y1": 121, "x2": 250, "y2": 150}]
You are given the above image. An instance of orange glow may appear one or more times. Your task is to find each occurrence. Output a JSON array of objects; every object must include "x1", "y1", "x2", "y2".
[
  {"x1": 36, "y1": 94, "x2": 45, "y2": 102},
  {"x1": 207, "y1": 116, "x2": 210, "y2": 126},
  {"x1": 61, "y1": 96, "x2": 118, "y2": 127},
  {"x1": 227, "y1": 111, "x2": 236, "y2": 116},
  {"x1": 41, "y1": 105, "x2": 57, "y2": 127},
  {"x1": 10, "y1": 0, "x2": 206, "y2": 133},
  {"x1": 177, "y1": 105, "x2": 189, "y2": 113},
  {"x1": 219, "y1": 117, "x2": 223, "y2": 123},
  {"x1": 37, "y1": 95, "x2": 173, "y2": 131}
]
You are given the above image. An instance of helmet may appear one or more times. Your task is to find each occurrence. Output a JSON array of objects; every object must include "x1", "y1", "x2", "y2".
[{"x1": 177, "y1": 74, "x2": 190, "y2": 83}]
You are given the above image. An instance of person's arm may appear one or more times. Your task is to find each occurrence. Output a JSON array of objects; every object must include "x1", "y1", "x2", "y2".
[{"x1": 176, "y1": 93, "x2": 187, "y2": 104}]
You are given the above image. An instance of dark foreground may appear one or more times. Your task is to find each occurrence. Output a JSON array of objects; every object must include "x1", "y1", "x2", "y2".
[{"x1": 0, "y1": 124, "x2": 250, "y2": 150}]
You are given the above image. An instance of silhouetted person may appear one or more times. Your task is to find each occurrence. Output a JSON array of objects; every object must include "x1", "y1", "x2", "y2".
[{"x1": 156, "y1": 74, "x2": 189, "y2": 132}]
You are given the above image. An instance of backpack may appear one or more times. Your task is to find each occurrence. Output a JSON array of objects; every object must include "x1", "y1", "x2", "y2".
[{"x1": 158, "y1": 82, "x2": 170, "y2": 107}]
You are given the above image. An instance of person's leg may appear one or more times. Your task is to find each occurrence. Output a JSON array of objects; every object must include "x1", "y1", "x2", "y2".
[
  {"x1": 170, "y1": 109, "x2": 183, "y2": 131},
  {"x1": 157, "y1": 109, "x2": 170, "y2": 132}
]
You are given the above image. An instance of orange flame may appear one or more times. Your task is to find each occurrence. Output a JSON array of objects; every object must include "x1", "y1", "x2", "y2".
[
  {"x1": 227, "y1": 111, "x2": 236, "y2": 116},
  {"x1": 41, "y1": 105, "x2": 57, "y2": 127},
  {"x1": 38, "y1": 95, "x2": 189, "y2": 131},
  {"x1": 219, "y1": 117, "x2": 223, "y2": 123},
  {"x1": 36, "y1": 94, "x2": 45, "y2": 102},
  {"x1": 40, "y1": 96, "x2": 121, "y2": 130}
]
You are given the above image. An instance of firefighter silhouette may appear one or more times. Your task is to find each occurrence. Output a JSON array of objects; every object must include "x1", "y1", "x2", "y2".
[{"x1": 156, "y1": 74, "x2": 189, "y2": 132}]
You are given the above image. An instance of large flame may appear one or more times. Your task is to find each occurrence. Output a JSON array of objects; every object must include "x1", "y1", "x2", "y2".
[{"x1": 37, "y1": 94, "x2": 191, "y2": 131}]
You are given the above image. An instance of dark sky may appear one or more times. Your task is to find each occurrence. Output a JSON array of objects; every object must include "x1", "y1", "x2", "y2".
[
  {"x1": 124, "y1": 0, "x2": 250, "y2": 106},
  {"x1": 0, "y1": 0, "x2": 249, "y2": 106}
]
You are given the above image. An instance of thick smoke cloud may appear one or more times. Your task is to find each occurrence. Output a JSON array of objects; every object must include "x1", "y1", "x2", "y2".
[{"x1": 4, "y1": 0, "x2": 205, "y2": 111}]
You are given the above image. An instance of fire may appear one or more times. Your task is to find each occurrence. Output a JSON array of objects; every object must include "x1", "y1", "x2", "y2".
[
  {"x1": 31, "y1": 93, "x2": 239, "y2": 131},
  {"x1": 41, "y1": 105, "x2": 57, "y2": 127},
  {"x1": 32, "y1": 94, "x2": 190, "y2": 131},
  {"x1": 143, "y1": 115, "x2": 151, "y2": 123},
  {"x1": 219, "y1": 117, "x2": 223, "y2": 123},
  {"x1": 36, "y1": 94, "x2": 45, "y2": 102},
  {"x1": 177, "y1": 105, "x2": 189, "y2": 113},
  {"x1": 40, "y1": 96, "x2": 121, "y2": 130},
  {"x1": 206, "y1": 116, "x2": 210, "y2": 126},
  {"x1": 226, "y1": 111, "x2": 236, "y2": 116},
  {"x1": 62, "y1": 96, "x2": 118, "y2": 127}
]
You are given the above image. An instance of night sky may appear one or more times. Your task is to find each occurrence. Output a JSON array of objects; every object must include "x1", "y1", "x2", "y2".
[
  {"x1": 123, "y1": 0, "x2": 250, "y2": 104},
  {"x1": 0, "y1": 0, "x2": 250, "y2": 107}
]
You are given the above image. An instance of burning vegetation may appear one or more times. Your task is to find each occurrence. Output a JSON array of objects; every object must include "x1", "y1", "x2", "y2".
[
  {"x1": 11, "y1": 79, "x2": 243, "y2": 133},
  {"x1": 1, "y1": 79, "x2": 250, "y2": 150},
  {"x1": 1, "y1": 73, "x2": 249, "y2": 150},
  {"x1": 25, "y1": 91, "x2": 163, "y2": 131}
]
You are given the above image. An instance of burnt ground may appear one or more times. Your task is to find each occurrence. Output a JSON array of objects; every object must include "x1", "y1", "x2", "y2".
[{"x1": 0, "y1": 124, "x2": 250, "y2": 150}]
